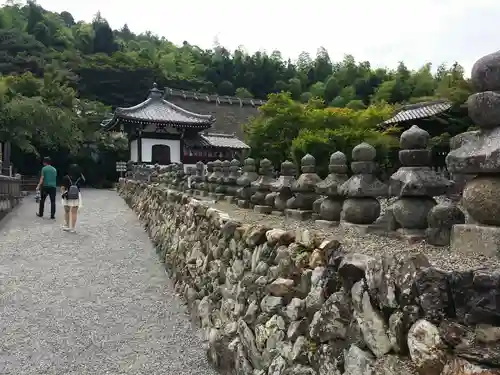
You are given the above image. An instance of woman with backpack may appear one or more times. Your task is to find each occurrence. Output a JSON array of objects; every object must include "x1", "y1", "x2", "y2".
[{"x1": 61, "y1": 164, "x2": 85, "y2": 232}]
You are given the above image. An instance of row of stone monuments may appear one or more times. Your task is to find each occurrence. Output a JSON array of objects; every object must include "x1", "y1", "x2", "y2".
[
  {"x1": 144, "y1": 123, "x2": 469, "y2": 249},
  {"x1": 128, "y1": 49, "x2": 500, "y2": 257}
]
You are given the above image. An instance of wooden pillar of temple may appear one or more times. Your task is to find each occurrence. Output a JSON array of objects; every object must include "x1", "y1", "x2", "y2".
[{"x1": 137, "y1": 128, "x2": 143, "y2": 163}]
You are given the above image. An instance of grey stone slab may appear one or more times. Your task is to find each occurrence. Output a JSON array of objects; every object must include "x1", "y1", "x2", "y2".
[
  {"x1": 450, "y1": 223, "x2": 500, "y2": 257},
  {"x1": 0, "y1": 189, "x2": 217, "y2": 375}
]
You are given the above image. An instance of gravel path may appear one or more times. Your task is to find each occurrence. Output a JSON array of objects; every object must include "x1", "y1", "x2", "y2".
[{"x1": 0, "y1": 189, "x2": 217, "y2": 375}]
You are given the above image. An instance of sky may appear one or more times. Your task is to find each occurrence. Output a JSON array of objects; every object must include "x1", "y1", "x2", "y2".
[{"x1": 8, "y1": 0, "x2": 500, "y2": 74}]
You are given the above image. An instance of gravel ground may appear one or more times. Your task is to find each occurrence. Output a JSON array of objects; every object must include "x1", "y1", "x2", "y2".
[
  {"x1": 206, "y1": 197, "x2": 500, "y2": 272},
  {"x1": 0, "y1": 189, "x2": 217, "y2": 375}
]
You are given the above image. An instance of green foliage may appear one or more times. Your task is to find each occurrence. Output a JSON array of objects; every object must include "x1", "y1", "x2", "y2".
[
  {"x1": 0, "y1": 1, "x2": 473, "y2": 107},
  {"x1": 235, "y1": 87, "x2": 253, "y2": 98},
  {"x1": 244, "y1": 93, "x2": 306, "y2": 167},
  {"x1": 245, "y1": 93, "x2": 398, "y2": 174},
  {"x1": 0, "y1": 70, "x2": 122, "y2": 156}
]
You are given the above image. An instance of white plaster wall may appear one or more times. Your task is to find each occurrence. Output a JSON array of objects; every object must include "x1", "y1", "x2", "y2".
[
  {"x1": 141, "y1": 138, "x2": 181, "y2": 163},
  {"x1": 130, "y1": 140, "x2": 138, "y2": 162}
]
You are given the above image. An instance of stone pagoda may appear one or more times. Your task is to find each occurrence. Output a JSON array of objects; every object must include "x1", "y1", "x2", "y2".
[
  {"x1": 192, "y1": 161, "x2": 206, "y2": 197},
  {"x1": 270, "y1": 161, "x2": 296, "y2": 215},
  {"x1": 205, "y1": 161, "x2": 215, "y2": 195},
  {"x1": 446, "y1": 50, "x2": 500, "y2": 256},
  {"x1": 208, "y1": 160, "x2": 223, "y2": 199},
  {"x1": 339, "y1": 143, "x2": 387, "y2": 231},
  {"x1": 250, "y1": 159, "x2": 276, "y2": 214},
  {"x1": 236, "y1": 158, "x2": 259, "y2": 208},
  {"x1": 389, "y1": 125, "x2": 453, "y2": 241},
  {"x1": 224, "y1": 159, "x2": 241, "y2": 203},
  {"x1": 215, "y1": 160, "x2": 231, "y2": 200},
  {"x1": 285, "y1": 154, "x2": 322, "y2": 220},
  {"x1": 315, "y1": 151, "x2": 349, "y2": 227}
]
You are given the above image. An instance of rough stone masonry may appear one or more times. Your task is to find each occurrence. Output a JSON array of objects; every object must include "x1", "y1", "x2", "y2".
[{"x1": 118, "y1": 179, "x2": 500, "y2": 375}]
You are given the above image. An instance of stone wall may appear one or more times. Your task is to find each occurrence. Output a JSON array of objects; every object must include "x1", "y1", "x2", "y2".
[
  {"x1": 119, "y1": 178, "x2": 500, "y2": 375},
  {"x1": 0, "y1": 174, "x2": 22, "y2": 221}
]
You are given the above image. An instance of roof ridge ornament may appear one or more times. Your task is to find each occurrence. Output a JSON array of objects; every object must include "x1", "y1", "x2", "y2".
[{"x1": 148, "y1": 83, "x2": 164, "y2": 99}]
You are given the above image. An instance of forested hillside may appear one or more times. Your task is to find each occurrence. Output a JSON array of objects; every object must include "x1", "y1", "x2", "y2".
[
  {"x1": 0, "y1": 0, "x2": 474, "y2": 181},
  {"x1": 1, "y1": 0, "x2": 471, "y2": 107}
]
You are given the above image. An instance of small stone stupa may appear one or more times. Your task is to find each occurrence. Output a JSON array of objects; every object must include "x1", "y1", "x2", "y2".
[
  {"x1": 315, "y1": 151, "x2": 349, "y2": 226},
  {"x1": 339, "y1": 143, "x2": 388, "y2": 229},
  {"x1": 446, "y1": 50, "x2": 500, "y2": 256},
  {"x1": 285, "y1": 154, "x2": 322, "y2": 220},
  {"x1": 236, "y1": 158, "x2": 259, "y2": 208},
  {"x1": 173, "y1": 163, "x2": 186, "y2": 191},
  {"x1": 208, "y1": 160, "x2": 223, "y2": 199},
  {"x1": 389, "y1": 125, "x2": 453, "y2": 240},
  {"x1": 270, "y1": 160, "x2": 296, "y2": 215},
  {"x1": 224, "y1": 159, "x2": 241, "y2": 203},
  {"x1": 250, "y1": 158, "x2": 275, "y2": 214},
  {"x1": 185, "y1": 166, "x2": 196, "y2": 195},
  {"x1": 204, "y1": 161, "x2": 215, "y2": 194},
  {"x1": 192, "y1": 161, "x2": 205, "y2": 195},
  {"x1": 215, "y1": 160, "x2": 231, "y2": 200}
]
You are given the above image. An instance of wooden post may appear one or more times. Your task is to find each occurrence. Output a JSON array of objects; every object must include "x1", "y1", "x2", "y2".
[{"x1": 137, "y1": 128, "x2": 143, "y2": 163}]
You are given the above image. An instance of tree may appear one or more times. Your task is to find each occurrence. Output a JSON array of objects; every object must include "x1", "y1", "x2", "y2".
[
  {"x1": 92, "y1": 12, "x2": 117, "y2": 54},
  {"x1": 72, "y1": 22, "x2": 94, "y2": 53},
  {"x1": 410, "y1": 63, "x2": 436, "y2": 98},
  {"x1": 309, "y1": 82, "x2": 325, "y2": 98},
  {"x1": 235, "y1": 87, "x2": 253, "y2": 98},
  {"x1": 244, "y1": 93, "x2": 307, "y2": 166},
  {"x1": 296, "y1": 51, "x2": 312, "y2": 74},
  {"x1": 244, "y1": 92, "x2": 396, "y2": 171},
  {"x1": 300, "y1": 92, "x2": 313, "y2": 103},
  {"x1": 59, "y1": 11, "x2": 74, "y2": 27},
  {"x1": 0, "y1": 28, "x2": 46, "y2": 75},
  {"x1": 118, "y1": 23, "x2": 134, "y2": 41},
  {"x1": 324, "y1": 76, "x2": 340, "y2": 103},
  {"x1": 312, "y1": 47, "x2": 332, "y2": 83},
  {"x1": 218, "y1": 80, "x2": 235, "y2": 96},
  {"x1": 288, "y1": 78, "x2": 302, "y2": 99},
  {"x1": 26, "y1": 0, "x2": 44, "y2": 35},
  {"x1": 346, "y1": 99, "x2": 366, "y2": 110}
]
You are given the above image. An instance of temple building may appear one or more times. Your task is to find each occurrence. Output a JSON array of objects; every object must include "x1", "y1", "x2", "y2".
[{"x1": 100, "y1": 84, "x2": 250, "y2": 167}]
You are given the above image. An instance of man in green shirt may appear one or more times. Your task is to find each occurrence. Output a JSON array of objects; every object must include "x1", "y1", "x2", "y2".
[{"x1": 36, "y1": 156, "x2": 57, "y2": 219}]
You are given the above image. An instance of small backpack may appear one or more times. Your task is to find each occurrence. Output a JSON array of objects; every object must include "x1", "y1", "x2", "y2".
[{"x1": 67, "y1": 176, "x2": 80, "y2": 200}]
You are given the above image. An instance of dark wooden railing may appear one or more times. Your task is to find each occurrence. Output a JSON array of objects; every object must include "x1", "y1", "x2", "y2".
[
  {"x1": 21, "y1": 175, "x2": 39, "y2": 192},
  {"x1": 0, "y1": 175, "x2": 22, "y2": 221}
]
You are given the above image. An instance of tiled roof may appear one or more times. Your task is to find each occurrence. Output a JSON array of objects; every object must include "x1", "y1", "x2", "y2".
[
  {"x1": 101, "y1": 84, "x2": 215, "y2": 129},
  {"x1": 382, "y1": 100, "x2": 452, "y2": 125},
  {"x1": 184, "y1": 133, "x2": 250, "y2": 149},
  {"x1": 164, "y1": 87, "x2": 266, "y2": 107}
]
